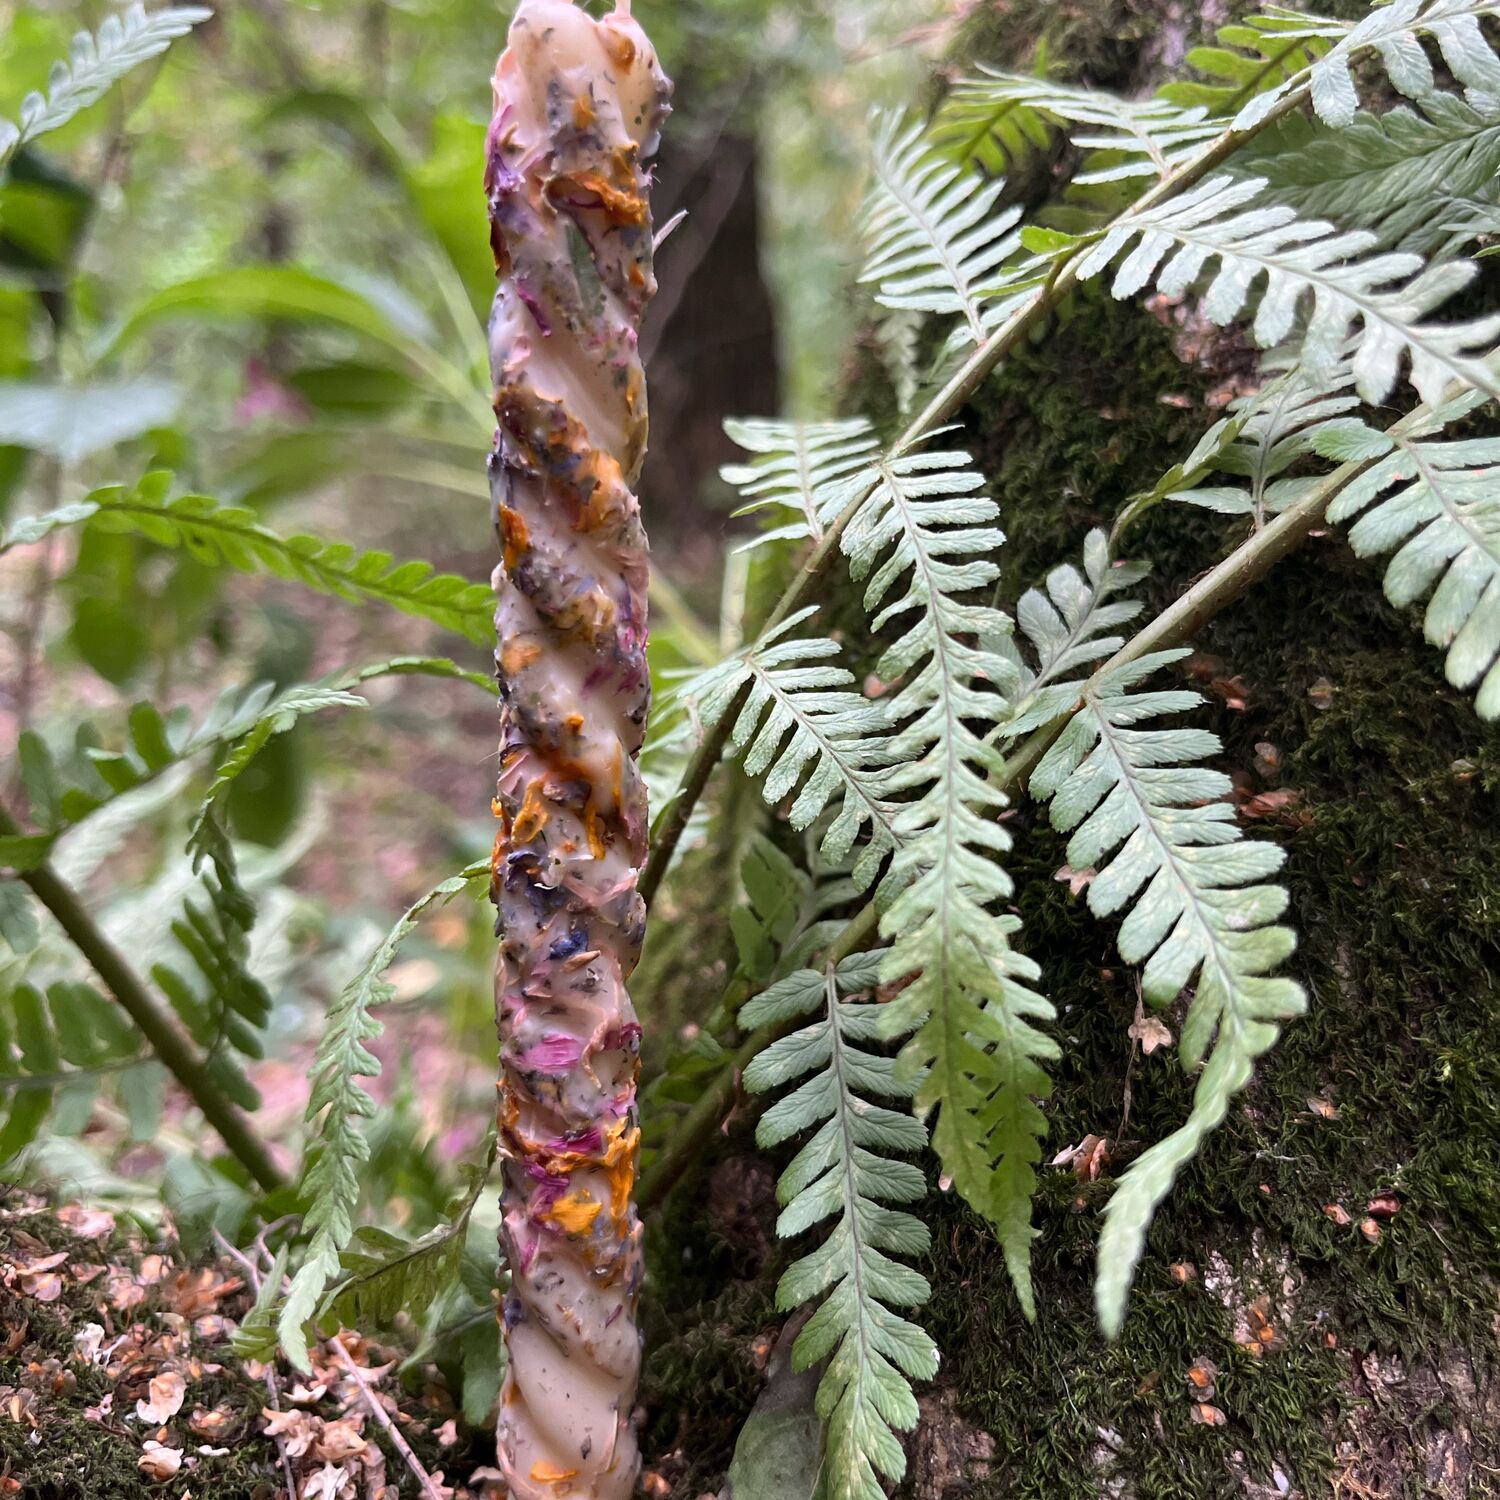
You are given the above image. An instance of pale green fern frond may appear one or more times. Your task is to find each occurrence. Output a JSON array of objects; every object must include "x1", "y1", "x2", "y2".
[
  {"x1": 1235, "y1": 96, "x2": 1500, "y2": 258},
  {"x1": 933, "y1": 72, "x2": 1220, "y2": 185},
  {"x1": 1030, "y1": 649, "x2": 1305, "y2": 1336},
  {"x1": 720, "y1": 417, "x2": 879, "y2": 553},
  {"x1": 860, "y1": 112, "x2": 1024, "y2": 347},
  {"x1": 0, "y1": 4, "x2": 212, "y2": 172},
  {"x1": 674, "y1": 608, "x2": 899, "y2": 887},
  {"x1": 1323, "y1": 396, "x2": 1500, "y2": 717},
  {"x1": 743, "y1": 954, "x2": 937, "y2": 1500},
  {"x1": 1169, "y1": 357, "x2": 1360, "y2": 522},
  {"x1": 820, "y1": 442, "x2": 1057, "y2": 1310},
  {"x1": 1001, "y1": 528, "x2": 1148, "y2": 736},
  {"x1": 1075, "y1": 174, "x2": 1500, "y2": 403},
  {"x1": 1225, "y1": 0, "x2": 1500, "y2": 130}
]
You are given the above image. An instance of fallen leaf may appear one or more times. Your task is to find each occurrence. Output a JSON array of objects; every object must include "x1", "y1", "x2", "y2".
[
  {"x1": 303, "y1": 1463, "x2": 350, "y2": 1500},
  {"x1": 1135, "y1": 1370, "x2": 1161, "y2": 1396},
  {"x1": 137, "y1": 1440, "x2": 183, "y2": 1481},
  {"x1": 137, "y1": 1370, "x2": 186, "y2": 1424},
  {"x1": 1054, "y1": 864, "x2": 1096, "y2": 897},
  {"x1": 1168, "y1": 1262, "x2": 1197, "y2": 1284},
  {"x1": 314, "y1": 1418, "x2": 368, "y2": 1463},
  {"x1": 1129, "y1": 1014, "x2": 1173, "y2": 1055},
  {"x1": 1323, "y1": 1203, "x2": 1351, "y2": 1226},
  {"x1": 1210, "y1": 674, "x2": 1250, "y2": 710},
  {"x1": 1185, "y1": 1358, "x2": 1217, "y2": 1400},
  {"x1": 188, "y1": 1406, "x2": 234, "y2": 1441},
  {"x1": 1307, "y1": 677, "x2": 1335, "y2": 710},
  {"x1": 1238, "y1": 788, "x2": 1305, "y2": 823},
  {"x1": 1246, "y1": 1295, "x2": 1282, "y2": 1353},
  {"x1": 1359, "y1": 1217, "x2": 1382, "y2": 1243},
  {"x1": 1365, "y1": 1192, "x2": 1402, "y2": 1218},
  {"x1": 1305, "y1": 1095, "x2": 1338, "y2": 1121},
  {"x1": 73, "y1": 1325, "x2": 106, "y2": 1365},
  {"x1": 57, "y1": 1204, "x2": 115, "y2": 1241},
  {"x1": 1190, "y1": 1403, "x2": 1228, "y2": 1427},
  {"x1": 1253, "y1": 741, "x2": 1282, "y2": 778}
]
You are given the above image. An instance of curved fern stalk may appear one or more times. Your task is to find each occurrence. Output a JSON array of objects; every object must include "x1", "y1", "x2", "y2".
[
  {"x1": 742, "y1": 954, "x2": 938, "y2": 1500},
  {"x1": 819, "y1": 442, "x2": 1058, "y2": 1311},
  {"x1": 999, "y1": 527, "x2": 1149, "y2": 737},
  {"x1": 675, "y1": 608, "x2": 900, "y2": 889},
  {"x1": 860, "y1": 111, "x2": 1025, "y2": 349},
  {"x1": 1074, "y1": 173, "x2": 1500, "y2": 404},
  {"x1": 932, "y1": 72, "x2": 1220, "y2": 186},
  {"x1": 720, "y1": 418, "x2": 879, "y2": 554},
  {"x1": 1234, "y1": 96, "x2": 1500, "y2": 259},
  {"x1": 0, "y1": 3, "x2": 212, "y2": 174},
  {"x1": 1, "y1": 473, "x2": 497, "y2": 646},
  {"x1": 484, "y1": 5, "x2": 671, "y2": 1497},
  {"x1": 1029, "y1": 650, "x2": 1305, "y2": 1337},
  {"x1": 1322, "y1": 395, "x2": 1500, "y2": 718}
]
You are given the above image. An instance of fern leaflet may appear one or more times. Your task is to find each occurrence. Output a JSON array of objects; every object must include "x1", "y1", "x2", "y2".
[
  {"x1": 278, "y1": 867, "x2": 480, "y2": 1369},
  {"x1": 1323, "y1": 396, "x2": 1500, "y2": 718},
  {"x1": 743, "y1": 954, "x2": 937, "y2": 1500},
  {"x1": 677, "y1": 608, "x2": 900, "y2": 888},
  {"x1": 1030, "y1": 650, "x2": 1305, "y2": 1336},
  {"x1": 860, "y1": 112, "x2": 1024, "y2": 347},
  {"x1": 1000, "y1": 528, "x2": 1148, "y2": 736},
  {"x1": 821, "y1": 442, "x2": 1057, "y2": 1311},
  {"x1": 933, "y1": 72, "x2": 1220, "y2": 185},
  {"x1": 1074, "y1": 174, "x2": 1500, "y2": 404},
  {"x1": 1, "y1": 473, "x2": 496, "y2": 646},
  {"x1": 0, "y1": 4, "x2": 212, "y2": 171},
  {"x1": 720, "y1": 418, "x2": 879, "y2": 553}
]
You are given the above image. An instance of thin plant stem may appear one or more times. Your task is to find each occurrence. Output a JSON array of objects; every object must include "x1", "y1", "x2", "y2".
[{"x1": 0, "y1": 806, "x2": 287, "y2": 1193}]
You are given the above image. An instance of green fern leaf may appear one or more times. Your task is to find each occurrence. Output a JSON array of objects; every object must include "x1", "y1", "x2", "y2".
[
  {"x1": 1324, "y1": 397, "x2": 1500, "y2": 718},
  {"x1": 1, "y1": 473, "x2": 495, "y2": 645},
  {"x1": 677, "y1": 608, "x2": 899, "y2": 887},
  {"x1": 817, "y1": 442, "x2": 1056, "y2": 1309},
  {"x1": 1001, "y1": 528, "x2": 1148, "y2": 736},
  {"x1": 743, "y1": 955, "x2": 937, "y2": 1500},
  {"x1": 1074, "y1": 174, "x2": 1500, "y2": 404},
  {"x1": 933, "y1": 72, "x2": 1219, "y2": 185},
  {"x1": 1159, "y1": 11, "x2": 1328, "y2": 121},
  {"x1": 721, "y1": 418, "x2": 880, "y2": 553},
  {"x1": 860, "y1": 112, "x2": 1024, "y2": 347},
  {"x1": 0, "y1": 4, "x2": 212, "y2": 170},
  {"x1": 1030, "y1": 650, "x2": 1305, "y2": 1336},
  {"x1": 1234, "y1": 95, "x2": 1500, "y2": 258},
  {"x1": 278, "y1": 868, "x2": 479, "y2": 1369}
]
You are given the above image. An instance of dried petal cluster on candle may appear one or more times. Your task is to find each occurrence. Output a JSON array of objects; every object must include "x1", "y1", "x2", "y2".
[{"x1": 484, "y1": 2, "x2": 670, "y2": 1497}]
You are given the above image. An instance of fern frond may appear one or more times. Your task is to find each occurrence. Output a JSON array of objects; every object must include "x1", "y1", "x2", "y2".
[
  {"x1": 1169, "y1": 357, "x2": 1360, "y2": 523},
  {"x1": 675, "y1": 608, "x2": 899, "y2": 888},
  {"x1": 1030, "y1": 649, "x2": 1305, "y2": 1336},
  {"x1": 743, "y1": 954, "x2": 938, "y2": 1500},
  {"x1": 1206, "y1": 1, "x2": 1500, "y2": 130},
  {"x1": 0, "y1": 4, "x2": 212, "y2": 171},
  {"x1": 278, "y1": 868, "x2": 479, "y2": 1370},
  {"x1": 1075, "y1": 174, "x2": 1500, "y2": 404},
  {"x1": 1161, "y1": 10, "x2": 1329, "y2": 121},
  {"x1": 1235, "y1": 96, "x2": 1500, "y2": 257},
  {"x1": 1, "y1": 473, "x2": 495, "y2": 645},
  {"x1": 820, "y1": 442, "x2": 1057, "y2": 1309},
  {"x1": 0, "y1": 980, "x2": 140, "y2": 1159},
  {"x1": 860, "y1": 112, "x2": 1024, "y2": 347},
  {"x1": 1324, "y1": 397, "x2": 1500, "y2": 718},
  {"x1": 1001, "y1": 528, "x2": 1148, "y2": 736},
  {"x1": 933, "y1": 72, "x2": 1220, "y2": 185},
  {"x1": 720, "y1": 418, "x2": 879, "y2": 553}
]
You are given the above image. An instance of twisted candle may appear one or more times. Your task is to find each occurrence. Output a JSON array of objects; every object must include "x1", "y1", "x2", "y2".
[{"x1": 485, "y1": 2, "x2": 670, "y2": 1496}]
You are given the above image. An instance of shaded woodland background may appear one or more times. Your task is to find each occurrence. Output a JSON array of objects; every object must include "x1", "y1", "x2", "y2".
[{"x1": 0, "y1": 1, "x2": 1497, "y2": 1497}]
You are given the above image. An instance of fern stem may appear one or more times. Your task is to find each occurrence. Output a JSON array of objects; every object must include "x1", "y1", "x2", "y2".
[
  {"x1": 0, "y1": 807, "x2": 286, "y2": 1192},
  {"x1": 637, "y1": 899, "x2": 879, "y2": 1209},
  {"x1": 639, "y1": 83, "x2": 1311, "y2": 907}
]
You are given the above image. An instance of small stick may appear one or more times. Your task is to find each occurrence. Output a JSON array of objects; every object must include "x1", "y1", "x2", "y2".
[{"x1": 328, "y1": 1331, "x2": 446, "y2": 1500}]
